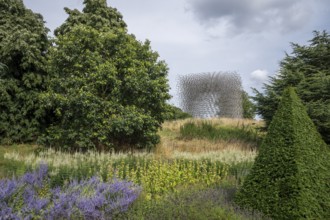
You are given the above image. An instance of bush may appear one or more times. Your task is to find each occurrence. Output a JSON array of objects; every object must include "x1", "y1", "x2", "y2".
[
  {"x1": 235, "y1": 87, "x2": 330, "y2": 219},
  {"x1": 165, "y1": 104, "x2": 192, "y2": 121},
  {"x1": 0, "y1": 164, "x2": 141, "y2": 219}
]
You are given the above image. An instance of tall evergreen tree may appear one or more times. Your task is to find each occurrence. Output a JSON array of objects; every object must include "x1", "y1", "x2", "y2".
[
  {"x1": 0, "y1": 0, "x2": 50, "y2": 143},
  {"x1": 236, "y1": 87, "x2": 330, "y2": 219},
  {"x1": 40, "y1": 0, "x2": 170, "y2": 150},
  {"x1": 253, "y1": 31, "x2": 330, "y2": 145}
]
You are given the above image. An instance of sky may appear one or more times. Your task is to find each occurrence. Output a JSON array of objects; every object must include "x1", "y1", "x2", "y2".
[{"x1": 23, "y1": 0, "x2": 330, "y2": 107}]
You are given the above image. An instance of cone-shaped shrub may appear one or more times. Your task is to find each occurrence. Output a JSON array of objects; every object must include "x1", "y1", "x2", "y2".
[{"x1": 235, "y1": 87, "x2": 330, "y2": 219}]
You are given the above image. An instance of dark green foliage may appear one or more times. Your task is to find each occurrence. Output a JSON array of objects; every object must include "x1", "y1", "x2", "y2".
[
  {"x1": 253, "y1": 30, "x2": 330, "y2": 145},
  {"x1": 0, "y1": 63, "x2": 7, "y2": 73},
  {"x1": 242, "y1": 91, "x2": 256, "y2": 119},
  {"x1": 40, "y1": 0, "x2": 170, "y2": 150},
  {"x1": 165, "y1": 104, "x2": 192, "y2": 121},
  {"x1": 0, "y1": 0, "x2": 50, "y2": 144},
  {"x1": 180, "y1": 121, "x2": 262, "y2": 147},
  {"x1": 236, "y1": 87, "x2": 330, "y2": 219}
]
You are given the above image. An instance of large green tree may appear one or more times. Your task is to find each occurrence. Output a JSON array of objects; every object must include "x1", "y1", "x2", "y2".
[
  {"x1": 0, "y1": 0, "x2": 50, "y2": 143},
  {"x1": 40, "y1": 0, "x2": 171, "y2": 150},
  {"x1": 253, "y1": 31, "x2": 330, "y2": 145}
]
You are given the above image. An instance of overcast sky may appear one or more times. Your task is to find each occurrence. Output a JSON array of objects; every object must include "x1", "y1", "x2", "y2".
[{"x1": 23, "y1": 0, "x2": 330, "y2": 107}]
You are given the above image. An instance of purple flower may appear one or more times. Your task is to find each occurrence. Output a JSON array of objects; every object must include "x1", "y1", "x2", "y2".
[
  {"x1": 22, "y1": 163, "x2": 48, "y2": 187},
  {"x1": 1, "y1": 178, "x2": 19, "y2": 197},
  {"x1": 0, "y1": 164, "x2": 141, "y2": 219},
  {"x1": 0, "y1": 205, "x2": 20, "y2": 220}
]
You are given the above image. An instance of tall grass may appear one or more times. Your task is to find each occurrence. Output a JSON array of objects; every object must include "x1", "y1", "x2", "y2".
[
  {"x1": 0, "y1": 144, "x2": 38, "y2": 178},
  {"x1": 179, "y1": 121, "x2": 262, "y2": 147},
  {"x1": 4, "y1": 148, "x2": 253, "y2": 197},
  {"x1": 157, "y1": 118, "x2": 264, "y2": 157},
  {"x1": 169, "y1": 149, "x2": 256, "y2": 163},
  {"x1": 161, "y1": 118, "x2": 263, "y2": 132},
  {"x1": 120, "y1": 185, "x2": 268, "y2": 220}
]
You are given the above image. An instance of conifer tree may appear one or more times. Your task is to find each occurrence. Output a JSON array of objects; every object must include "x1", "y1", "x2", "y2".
[
  {"x1": 253, "y1": 31, "x2": 330, "y2": 145},
  {"x1": 236, "y1": 87, "x2": 330, "y2": 219}
]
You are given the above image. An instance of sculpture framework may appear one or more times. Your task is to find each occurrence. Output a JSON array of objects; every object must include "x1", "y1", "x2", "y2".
[{"x1": 179, "y1": 72, "x2": 243, "y2": 118}]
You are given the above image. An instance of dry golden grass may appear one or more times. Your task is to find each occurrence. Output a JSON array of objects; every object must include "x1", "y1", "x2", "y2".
[
  {"x1": 156, "y1": 118, "x2": 264, "y2": 159},
  {"x1": 162, "y1": 118, "x2": 264, "y2": 132},
  {"x1": 155, "y1": 137, "x2": 257, "y2": 159}
]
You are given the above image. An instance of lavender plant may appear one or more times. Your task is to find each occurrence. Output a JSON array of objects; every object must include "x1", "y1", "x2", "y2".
[{"x1": 0, "y1": 164, "x2": 141, "y2": 219}]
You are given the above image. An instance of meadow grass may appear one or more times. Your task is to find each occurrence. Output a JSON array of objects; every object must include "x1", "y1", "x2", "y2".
[
  {"x1": 161, "y1": 118, "x2": 264, "y2": 132},
  {"x1": 119, "y1": 185, "x2": 268, "y2": 220},
  {"x1": 5, "y1": 150, "x2": 251, "y2": 196},
  {"x1": 0, "y1": 144, "x2": 38, "y2": 178},
  {"x1": 2, "y1": 118, "x2": 260, "y2": 193},
  {"x1": 0, "y1": 118, "x2": 264, "y2": 219},
  {"x1": 158, "y1": 118, "x2": 264, "y2": 154},
  {"x1": 180, "y1": 122, "x2": 258, "y2": 142}
]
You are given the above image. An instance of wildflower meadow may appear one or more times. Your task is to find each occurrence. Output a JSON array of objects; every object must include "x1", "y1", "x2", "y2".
[{"x1": 0, "y1": 118, "x2": 267, "y2": 219}]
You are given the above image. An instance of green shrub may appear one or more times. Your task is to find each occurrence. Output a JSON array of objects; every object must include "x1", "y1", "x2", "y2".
[
  {"x1": 235, "y1": 87, "x2": 330, "y2": 219},
  {"x1": 165, "y1": 104, "x2": 192, "y2": 121}
]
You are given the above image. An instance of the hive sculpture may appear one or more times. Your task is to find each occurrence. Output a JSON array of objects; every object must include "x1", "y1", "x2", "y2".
[{"x1": 179, "y1": 72, "x2": 243, "y2": 118}]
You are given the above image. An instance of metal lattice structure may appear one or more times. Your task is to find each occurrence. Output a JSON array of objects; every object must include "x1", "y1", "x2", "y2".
[{"x1": 179, "y1": 72, "x2": 243, "y2": 118}]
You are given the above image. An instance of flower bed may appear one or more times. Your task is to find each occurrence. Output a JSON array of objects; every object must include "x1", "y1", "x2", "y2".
[{"x1": 0, "y1": 164, "x2": 140, "y2": 219}]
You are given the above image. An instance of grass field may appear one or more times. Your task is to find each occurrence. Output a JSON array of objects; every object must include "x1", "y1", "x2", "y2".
[{"x1": 0, "y1": 118, "x2": 267, "y2": 219}]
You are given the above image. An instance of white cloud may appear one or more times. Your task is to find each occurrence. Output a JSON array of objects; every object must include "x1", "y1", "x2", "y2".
[{"x1": 250, "y1": 69, "x2": 268, "y2": 82}]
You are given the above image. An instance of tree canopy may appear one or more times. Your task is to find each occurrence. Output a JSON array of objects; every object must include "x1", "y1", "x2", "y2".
[
  {"x1": 253, "y1": 31, "x2": 330, "y2": 145},
  {"x1": 0, "y1": 0, "x2": 50, "y2": 143},
  {"x1": 39, "y1": 0, "x2": 171, "y2": 150},
  {"x1": 54, "y1": 0, "x2": 126, "y2": 36}
]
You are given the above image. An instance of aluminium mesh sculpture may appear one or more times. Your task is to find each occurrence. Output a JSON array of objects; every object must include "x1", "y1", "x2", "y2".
[{"x1": 179, "y1": 72, "x2": 243, "y2": 118}]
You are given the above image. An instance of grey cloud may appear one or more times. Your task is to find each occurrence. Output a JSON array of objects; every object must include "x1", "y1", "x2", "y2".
[{"x1": 186, "y1": 0, "x2": 316, "y2": 34}]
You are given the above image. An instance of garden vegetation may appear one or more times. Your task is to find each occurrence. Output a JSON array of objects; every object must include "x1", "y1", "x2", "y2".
[
  {"x1": 236, "y1": 87, "x2": 330, "y2": 219},
  {"x1": 1, "y1": 0, "x2": 329, "y2": 219},
  {"x1": 0, "y1": 0, "x2": 170, "y2": 151},
  {"x1": 1, "y1": 118, "x2": 265, "y2": 219}
]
